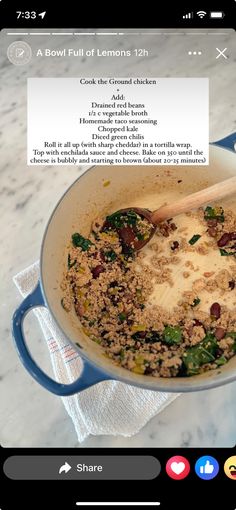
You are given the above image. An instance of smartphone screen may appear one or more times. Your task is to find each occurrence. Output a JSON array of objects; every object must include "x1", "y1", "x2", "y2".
[{"x1": 1, "y1": 3, "x2": 236, "y2": 509}]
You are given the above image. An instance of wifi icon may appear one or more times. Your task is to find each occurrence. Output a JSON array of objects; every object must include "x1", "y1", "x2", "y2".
[{"x1": 197, "y1": 10, "x2": 207, "y2": 18}]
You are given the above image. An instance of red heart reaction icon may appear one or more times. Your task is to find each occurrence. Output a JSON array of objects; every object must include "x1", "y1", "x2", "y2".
[{"x1": 166, "y1": 456, "x2": 190, "y2": 480}]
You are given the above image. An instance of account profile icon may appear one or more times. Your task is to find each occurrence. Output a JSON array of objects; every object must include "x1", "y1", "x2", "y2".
[{"x1": 7, "y1": 41, "x2": 32, "y2": 65}]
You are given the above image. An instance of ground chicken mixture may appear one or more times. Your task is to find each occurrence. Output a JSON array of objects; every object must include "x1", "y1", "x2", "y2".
[{"x1": 61, "y1": 206, "x2": 236, "y2": 378}]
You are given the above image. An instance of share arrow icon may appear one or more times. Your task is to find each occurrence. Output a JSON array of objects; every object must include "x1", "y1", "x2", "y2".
[
  {"x1": 59, "y1": 462, "x2": 72, "y2": 474},
  {"x1": 39, "y1": 11, "x2": 46, "y2": 19}
]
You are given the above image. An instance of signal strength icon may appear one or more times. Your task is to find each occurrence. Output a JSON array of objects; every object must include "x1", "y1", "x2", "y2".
[
  {"x1": 197, "y1": 10, "x2": 207, "y2": 18},
  {"x1": 183, "y1": 12, "x2": 193, "y2": 19}
]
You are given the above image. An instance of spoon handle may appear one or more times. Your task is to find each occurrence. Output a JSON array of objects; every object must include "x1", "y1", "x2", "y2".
[{"x1": 151, "y1": 176, "x2": 236, "y2": 224}]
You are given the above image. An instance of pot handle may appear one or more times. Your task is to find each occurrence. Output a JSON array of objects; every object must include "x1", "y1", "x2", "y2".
[
  {"x1": 12, "y1": 282, "x2": 111, "y2": 396},
  {"x1": 212, "y1": 132, "x2": 236, "y2": 152}
]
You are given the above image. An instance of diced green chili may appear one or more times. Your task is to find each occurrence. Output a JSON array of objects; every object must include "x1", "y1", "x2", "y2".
[
  {"x1": 136, "y1": 232, "x2": 144, "y2": 241},
  {"x1": 204, "y1": 205, "x2": 224, "y2": 222},
  {"x1": 191, "y1": 297, "x2": 201, "y2": 307},
  {"x1": 120, "y1": 349, "x2": 125, "y2": 360},
  {"x1": 118, "y1": 312, "x2": 127, "y2": 322},
  {"x1": 104, "y1": 250, "x2": 117, "y2": 262},
  {"x1": 189, "y1": 234, "x2": 201, "y2": 245},
  {"x1": 67, "y1": 253, "x2": 77, "y2": 269},
  {"x1": 72, "y1": 232, "x2": 93, "y2": 251},
  {"x1": 93, "y1": 338, "x2": 101, "y2": 345},
  {"x1": 163, "y1": 325, "x2": 182, "y2": 345},
  {"x1": 219, "y1": 248, "x2": 236, "y2": 257}
]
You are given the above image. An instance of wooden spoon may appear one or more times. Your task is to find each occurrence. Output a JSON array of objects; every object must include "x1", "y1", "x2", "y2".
[{"x1": 105, "y1": 175, "x2": 236, "y2": 251}]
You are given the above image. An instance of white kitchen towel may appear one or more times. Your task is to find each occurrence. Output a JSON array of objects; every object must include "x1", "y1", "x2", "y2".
[{"x1": 13, "y1": 262, "x2": 179, "y2": 442}]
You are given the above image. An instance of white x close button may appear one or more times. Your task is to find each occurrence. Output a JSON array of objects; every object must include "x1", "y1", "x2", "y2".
[{"x1": 216, "y1": 47, "x2": 228, "y2": 59}]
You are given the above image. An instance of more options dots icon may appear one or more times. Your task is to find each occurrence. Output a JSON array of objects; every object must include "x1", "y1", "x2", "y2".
[
  {"x1": 195, "y1": 456, "x2": 219, "y2": 480},
  {"x1": 224, "y1": 456, "x2": 236, "y2": 480}
]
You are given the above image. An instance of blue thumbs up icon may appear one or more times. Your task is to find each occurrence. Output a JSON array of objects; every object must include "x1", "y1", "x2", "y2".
[{"x1": 195, "y1": 456, "x2": 219, "y2": 480}]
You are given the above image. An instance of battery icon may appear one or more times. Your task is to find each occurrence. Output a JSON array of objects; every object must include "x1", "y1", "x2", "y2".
[{"x1": 210, "y1": 11, "x2": 224, "y2": 18}]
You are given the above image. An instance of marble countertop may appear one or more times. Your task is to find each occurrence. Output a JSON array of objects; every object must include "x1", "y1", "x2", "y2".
[{"x1": 0, "y1": 29, "x2": 236, "y2": 447}]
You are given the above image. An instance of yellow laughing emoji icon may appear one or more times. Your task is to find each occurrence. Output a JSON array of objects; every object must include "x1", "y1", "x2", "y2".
[{"x1": 224, "y1": 456, "x2": 236, "y2": 480}]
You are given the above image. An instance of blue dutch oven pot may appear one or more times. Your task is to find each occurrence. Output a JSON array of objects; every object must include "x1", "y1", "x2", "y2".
[{"x1": 12, "y1": 133, "x2": 236, "y2": 395}]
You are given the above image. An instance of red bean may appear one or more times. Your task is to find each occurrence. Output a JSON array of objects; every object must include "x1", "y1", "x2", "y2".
[
  {"x1": 215, "y1": 327, "x2": 225, "y2": 340},
  {"x1": 210, "y1": 302, "x2": 221, "y2": 319},
  {"x1": 230, "y1": 232, "x2": 236, "y2": 240},
  {"x1": 229, "y1": 280, "x2": 235, "y2": 290},
  {"x1": 92, "y1": 265, "x2": 105, "y2": 279},
  {"x1": 217, "y1": 233, "x2": 231, "y2": 247}
]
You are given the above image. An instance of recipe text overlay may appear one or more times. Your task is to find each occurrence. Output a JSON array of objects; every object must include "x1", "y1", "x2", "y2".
[{"x1": 27, "y1": 78, "x2": 209, "y2": 166}]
